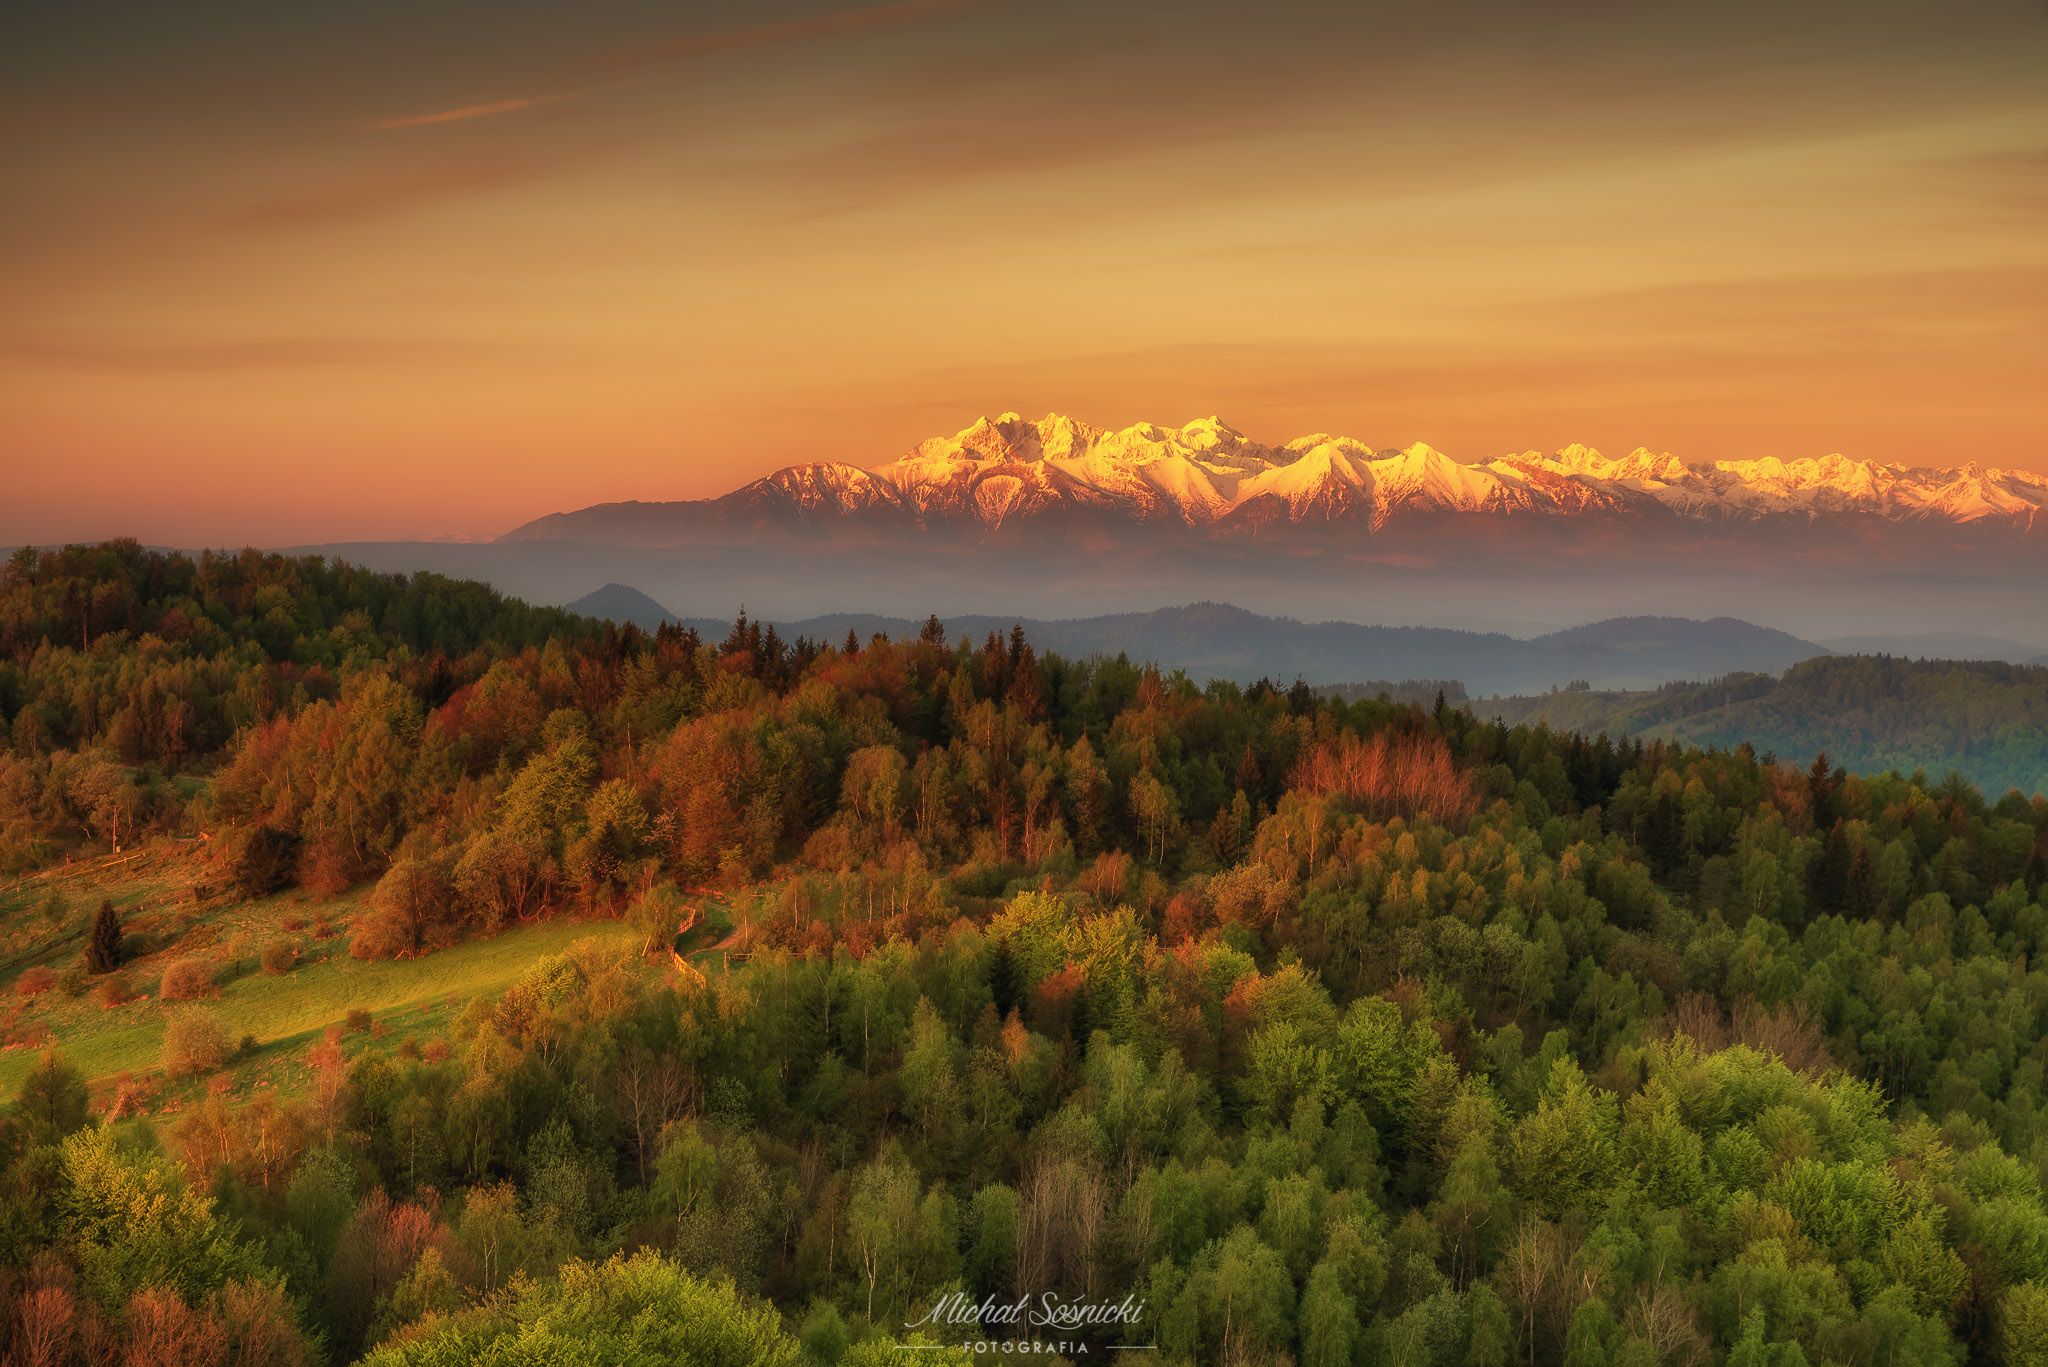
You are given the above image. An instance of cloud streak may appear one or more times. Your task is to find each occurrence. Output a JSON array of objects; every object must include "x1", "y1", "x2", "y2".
[{"x1": 363, "y1": 95, "x2": 564, "y2": 133}]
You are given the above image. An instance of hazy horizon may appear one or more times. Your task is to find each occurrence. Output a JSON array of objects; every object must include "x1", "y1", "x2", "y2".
[
  {"x1": 6, "y1": 0, "x2": 2045, "y2": 545},
  {"x1": 9, "y1": 406, "x2": 2048, "y2": 547}
]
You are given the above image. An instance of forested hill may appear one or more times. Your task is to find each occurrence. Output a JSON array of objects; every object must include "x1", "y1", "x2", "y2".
[
  {"x1": 1, "y1": 540, "x2": 594, "y2": 662},
  {"x1": 3, "y1": 544, "x2": 2048, "y2": 1363},
  {"x1": 650, "y1": 600, "x2": 1822, "y2": 694},
  {"x1": 1477, "y1": 656, "x2": 2048, "y2": 798}
]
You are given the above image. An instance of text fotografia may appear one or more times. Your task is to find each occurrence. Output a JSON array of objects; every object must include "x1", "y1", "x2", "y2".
[{"x1": 906, "y1": 1291, "x2": 1150, "y2": 1353}]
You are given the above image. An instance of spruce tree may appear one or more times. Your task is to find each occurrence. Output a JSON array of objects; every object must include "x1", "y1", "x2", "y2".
[
  {"x1": 85, "y1": 899, "x2": 122, "y2": 974},
  {"x1": 987, "y1": 942, "x2": 1021, "y2": 1019}
]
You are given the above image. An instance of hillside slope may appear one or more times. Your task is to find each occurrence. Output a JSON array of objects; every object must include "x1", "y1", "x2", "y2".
[{"x1": 1477, "y1": 655, "x2": 2048, "y2": 795}]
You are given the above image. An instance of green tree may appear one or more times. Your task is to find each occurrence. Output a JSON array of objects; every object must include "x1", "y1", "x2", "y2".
[
  {"x1": 1508, "y1": 1059, "x2": 1618, "y2": 1217},
  {"x1": 1466, "y1": 1282, "x2": 1516, "y2": 1367},
  {"x1": 965, "y1": 1183, "x2": 1019, "y2": 1298},
  {"x1": 1299, "y1": 1258, "x2": 1362, "y2": 1367},
  {"x1": 357, "y1": 1251, "x2": 831, "y2": 1366},
  {"x1": 2004, "y1": 1282, "x2": 2048, "y2": 1367},
  {"x1": 13, "y1": 1050, "x2": 90, "y2": 1144},
  {"x1": 59, "y1": 1128, "x2": 265, "y2": 1309}
]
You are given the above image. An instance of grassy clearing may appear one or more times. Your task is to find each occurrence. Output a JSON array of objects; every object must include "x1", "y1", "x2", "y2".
[
  {"x1": 678, "y1": 898, "x2": 735, "y2": 963},
  {"x1": 0, "y1": 841, "x2": 644, "y2": 1103},
  {"x1": 2, "y1": 915, "x2": 642, "y2": 1099}
]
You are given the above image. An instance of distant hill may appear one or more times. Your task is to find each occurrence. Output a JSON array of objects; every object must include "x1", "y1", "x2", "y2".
[
  {"x1": 1525, "y1": 616, "x2": 1822, "y2": 682},
  {"x1": 1476, "y1": 656, "x2": 2048, "y2": 797},
  {"x1": 1819, "y1": 631, "x2": 2048, "y2": 663},
  {"x1": 565, "y1": 583, "x2": 676, "y2": 627},
  {"x1": 276, "y1": 529, "x2": 2048, "y2": 655},
  {"x1": 657, "y1": 601, "x2": 1824, "y2": 695}
]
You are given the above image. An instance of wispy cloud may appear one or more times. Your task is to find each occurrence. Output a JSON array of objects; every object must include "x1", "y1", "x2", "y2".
[
  {"x1": 366, "y1": 0, "x2": 978, "y2": 133},
  {"x1": 363, "y1": 95, "x2": 565, "y2": 133}
]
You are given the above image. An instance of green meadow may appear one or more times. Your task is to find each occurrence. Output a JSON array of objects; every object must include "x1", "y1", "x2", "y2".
[{"x1": 0, "y1": 845, "x2": 643, "y2": 1102}]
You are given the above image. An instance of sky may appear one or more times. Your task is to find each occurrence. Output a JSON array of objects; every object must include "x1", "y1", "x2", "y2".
[{"x1": 2, "y1": 0, "x2": 2044, "y2": 545}]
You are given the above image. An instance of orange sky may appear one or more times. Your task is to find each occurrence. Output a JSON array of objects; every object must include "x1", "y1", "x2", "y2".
[{"x1": 3, "y1": 0, "x2": 2044, "y2": 545}]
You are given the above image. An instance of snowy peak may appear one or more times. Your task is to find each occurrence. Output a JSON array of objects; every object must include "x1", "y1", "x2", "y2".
[
  {"x1": 869, "y1": 413, "x2": 1289, "y2": 527},
  {"x1": 1495, "y1": 444, "x2": 1688, "y2": 486},
  {"x1": 1907, "y1": 464, "x2": 2044, "y2": 523},
  {"x1": 739, "y1": 417, "x2": 2046, "y2": 530},
  {"x1": 520, "y1": 414, "x2": 2044, "y2": 538},
  {"x1": 723, "y1": 461, "x2": 907, "y2": 517},
  {"x1": 1370, "y1": 442, "x2": 1485, "y2": 503},
  {"x1": 1236, "y1": 438, "x2": 1375, "y2": 523},
  {"x1": 888, "y1": 412, "x2": 1270, "y2": 476}
]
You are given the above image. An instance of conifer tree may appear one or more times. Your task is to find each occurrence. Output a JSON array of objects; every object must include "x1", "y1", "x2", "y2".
[{"x1": 85, "y1": 898, "x2": 122, "y2": 974}]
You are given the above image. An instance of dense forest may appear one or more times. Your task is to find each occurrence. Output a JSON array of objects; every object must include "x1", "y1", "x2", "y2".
[
  {"x1": 2, "y1": 542, "x2": 2048, "y2": 1364},
  {"x1": 1478, "y1": 657, "x2": 2048, "y2": 799}
]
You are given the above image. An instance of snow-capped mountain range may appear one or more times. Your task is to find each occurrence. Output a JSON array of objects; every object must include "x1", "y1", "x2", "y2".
[{"x1": 504, "y1": 412, "x2": 2048, "y2": 541}]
